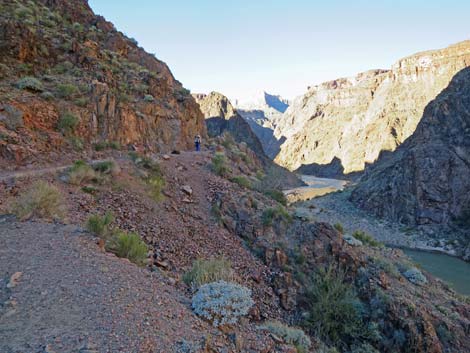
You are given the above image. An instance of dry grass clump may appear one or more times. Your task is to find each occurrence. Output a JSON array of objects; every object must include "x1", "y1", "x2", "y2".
[
  {"x1": 12, "y1": 181, "x2": 66, "y2": 221},
  {"x1": 183, "y1": 258, "x2": 235, "y2": 288}
]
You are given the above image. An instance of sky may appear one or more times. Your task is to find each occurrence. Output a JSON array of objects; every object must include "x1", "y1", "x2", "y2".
[{"x1": 88, "y1": 0, "x2": 470, "y2": 101}]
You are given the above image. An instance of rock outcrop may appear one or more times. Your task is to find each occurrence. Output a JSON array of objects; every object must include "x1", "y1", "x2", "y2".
[
  {"x1": 0, "y1": 0, "x2": 206, "y2": 166},
  {"x1": 236, "y1": 92, "x2": 288, "y2": 159},
  {"x1": 274, "y1": 41, "x2": 470, "y2": 174},
  {"x1": 350, "y1": 67, "x2": 470, "y2": 228}
]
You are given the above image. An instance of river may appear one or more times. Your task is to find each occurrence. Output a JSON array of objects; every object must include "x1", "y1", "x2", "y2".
[
  {"x1": 403, "y1": 249, "x2": 470, "y2": 295},
  {"x1": 285, "y1": 175, "x2": 470, "y2": 296},
  {"x1": 284, "y1": 175, "x2": 348, "y2": 203}
]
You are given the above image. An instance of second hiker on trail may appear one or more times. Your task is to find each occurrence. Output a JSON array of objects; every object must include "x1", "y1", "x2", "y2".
[{"x1": 194, "y1": 135, "x2": 201, "y2": 152}]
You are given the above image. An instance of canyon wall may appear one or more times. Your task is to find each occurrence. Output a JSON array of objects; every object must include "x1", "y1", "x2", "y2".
[{"x1": 273, "y1": 41, "x2": 470, "y2": 174}]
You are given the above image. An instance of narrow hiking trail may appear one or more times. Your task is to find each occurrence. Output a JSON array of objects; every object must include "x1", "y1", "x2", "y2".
[{"x1": 0, "y1": 149, "x2": 284, "y2": 352}]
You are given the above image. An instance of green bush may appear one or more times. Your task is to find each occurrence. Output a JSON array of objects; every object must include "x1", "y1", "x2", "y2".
[
  {"x1": 12, "y1": 181, "x2": 66, "y2": 221},
  {"x1": 57, "y1": 112, "x2": 79, "y2": 135},
  {"x1": 302, "y1": 266, "x2": 363, "y2": 346},
  {"x1": 68, "y1": 160, "x2": 97, "y2": 185},
  {"x1": 211, "y1": 153, "x2": 228, "y2": 176},
  {"x1": 40, "y1": 91, "x2": 54, "y2": 101},
  {"x1": 68, "y1": 136, "x2": 84, "y2": 151},
  {"x1": 262, "y1": 206, "x2": 292, "y2": 227},
  {"x1": 259, "y1": 321, "x2": 311, "y2": 353},
  {"x1": 16, "y1": 77, "x2": 43, "y2": 92},
  {"x1": 230, "y1": 175, "x2": 252, "y2": 189},
  {"x1": 264, "y1": 189, "x2": 287, "y2": 206},
  {"x1": 55, "y1": 83, "x2": 78, "y2": 99},
  {"x1": 93, "y1": 141, "x2": 108, "y2": 151},
  {"x1": 86, "y1": 212, "x2": 114, "y2": 240},
  {"x1": 352, "y1": 231, "x2": 383, "y2": 247},
  {"x1": 143, "y1": 94, "x2": 154, "y2": 102},
  {"x1": 74, "y1": 97, "x2": 88, "y2": 107},
  {"x1": 111, "y1": 231, "x2": 148, "y2": 266},
  {"x1": 183, "y1": 258, "x2": 235, "y2": 288},
  {"x1": 334, "y1": 223, "x2": 344, "y2": 234},
  {"x1": 93, "y1": 161, "x2": 115, "y2": 174},
  {"x1": 147, "y1": 174, "x2": 165, "y2": 201}
]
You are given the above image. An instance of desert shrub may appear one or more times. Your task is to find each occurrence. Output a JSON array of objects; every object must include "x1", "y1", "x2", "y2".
[
  {"x1": 68, "y1": 160, "x2": 97, "y2": 185},
  {"x1": 302, "y1": 266, "x2": 363, "y2": 346},
  {"x1": 92, "y1": 161, "x2": 114, "y2": 174},
  {"x1": 262, "y1": 206, "x2": 292, "y2": 227},
  {"x1": 93, "y1": 141, "x2": 108, "y2": 151},
  {"x1": 371, "y1": 257, "x2": 400, "y2": 278},
  {"x1": 55, "y1": 83, "x2": 78, "y2": 99},
  {"x1": 57, "y1": 112, "x2": 79, "y2": 135},
  {"x1": 403, "y1": 267, "x2": 427, "y2": 286},
  {"x1": 147, "y1": 174, "x2": 165, "y2": 201},
  {"x1": 230, "y1": 175, "x2": 252, "y2": 189},
  {"x1": 334, "y1": 223, "x2": 344, "y2": 234},
  {"x1": 211, "y1": 153, "x2": 228, "y2": 176},
  {"x1": 183, "y1": 258, "x2": 235, "y2": 288},
  {"x1": 259, "y1": 321, "x2": 311, "y2": 353},
  {"x1": 86, "y1": 212, "x2": 114, "y2": 240},
  {"x1": 40, "y1": 91, "x2": 54, "y2": 100},
  {"x1": 74, "y1": 97, "x2": 88, "y2": 107},
  {"x1": 16, "y1": 77, "x2": 43, "y2": 91},
  {"x1": 12, "y1": 181, "x2": 65, "y2": 221},
  {"x1": 263, "y1": 189, "x2": 287, "y2": 206},
  {"x1": 111, "y1": 230, "x2": 148, "y2": 266},
  {"x1": 68, "y1": 136, "x2": 84, "y2": 151},
  {"x1": 143, "y1": 94, "x2": 154, "y2": 102},
  {"x1": 108, "y1": 141, "x2": 121, "y2": 150},
  {"x1": 352, "y1": 231, "x2": 383, "y2": 247},
  {"x1": 191, "y1": 281, "x2": 254, "y2": 327},
  {"x1": 0, "y1": 105, "x2": 23, "y2": 130},
  {"x1": 53, "y1": 62, "x2": 74, "y2": 74}
]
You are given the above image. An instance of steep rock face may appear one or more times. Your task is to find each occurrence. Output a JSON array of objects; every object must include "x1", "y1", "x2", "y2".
[
  {"x1": 274, "y1": 41, "x2": 470, "y2": 174},
  {"x1": 236, "y1": 92, "x2": 288, "y2": 159},
  {"x1": 350, "y1": 67, "x2": 470, "y2": 228},
  {"x1": 194, "y1": 92, "x2": 266, "y2": 157},
  {"x1": 0, "y1": 0, "x2": 205, "y2": 165},
  {"x1": 194, "y1": 92, "x2": 304, "y2": 188}
]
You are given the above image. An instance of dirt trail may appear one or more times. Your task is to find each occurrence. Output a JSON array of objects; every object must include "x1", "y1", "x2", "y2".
[
  {"x1": 0, "y1": 158, "x2": 115, "y2": 182},
  {"x1": 0, "y1": 217, "x2": 217, "y2": 353}
]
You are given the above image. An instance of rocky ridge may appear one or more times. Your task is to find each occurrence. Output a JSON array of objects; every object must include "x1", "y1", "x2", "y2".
[{"x1": 273, "y1": 41, "x2": 470, "y2": 174}]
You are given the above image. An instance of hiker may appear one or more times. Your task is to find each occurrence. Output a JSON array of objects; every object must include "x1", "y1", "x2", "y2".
[{"x1": 194, "y1": 134, "x2": 201, "y2": 151}]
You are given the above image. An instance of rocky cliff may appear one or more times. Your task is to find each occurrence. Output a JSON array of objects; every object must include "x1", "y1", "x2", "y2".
[
  {"x1": 0, "y1": 0, "x2": 206, "y2": 166},
  {"x1": 350, "y1": 67, "x2": 470, "y2": 231},
  {"x1": 236, "y1": 92, "x2": 288, "y2": 159},
  {"x1": 194, "y1": 91, "x2": 304, "y2": 188},
  {"x1": 193, "y1": 91, "x2": 265, "y2": 156},
  {"x1": 274, "y1": 41, "x2": 470, "y2": 174}
]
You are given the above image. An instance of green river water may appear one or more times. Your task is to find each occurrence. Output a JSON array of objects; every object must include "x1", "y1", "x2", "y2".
[{"x1": 403, "y1": 249, "x2": 470, "y2": 295}]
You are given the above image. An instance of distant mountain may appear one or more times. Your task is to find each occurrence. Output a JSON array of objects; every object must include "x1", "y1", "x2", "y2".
[
  {"x1": 235, "y1": 91, "x2": 289, "y2": 159},
  {"x1": 273, "y1": 41, "x2": 470, "y2": 175}
]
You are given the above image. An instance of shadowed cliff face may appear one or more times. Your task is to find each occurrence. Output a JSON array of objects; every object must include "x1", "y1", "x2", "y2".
[
  {"x1": 274, "y1": 41, "x2": 470, "y2": 174},
  {"x1": 350, "y1": 67, "x2": 470, "y2": 228},
  {"x1": 0, "y1": 0, "x2": 206, "y2": 164},
  {"x1": 194, "y1": 92, "x2": 266, "y2": 156},
  {"x1": 194, "y1": 92, "x2": 305, "y2": 188}
]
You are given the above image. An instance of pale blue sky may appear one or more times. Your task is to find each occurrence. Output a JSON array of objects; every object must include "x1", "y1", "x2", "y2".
[{"x1": 89, "y1": 0, "x2": 470, "y2": 101}]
